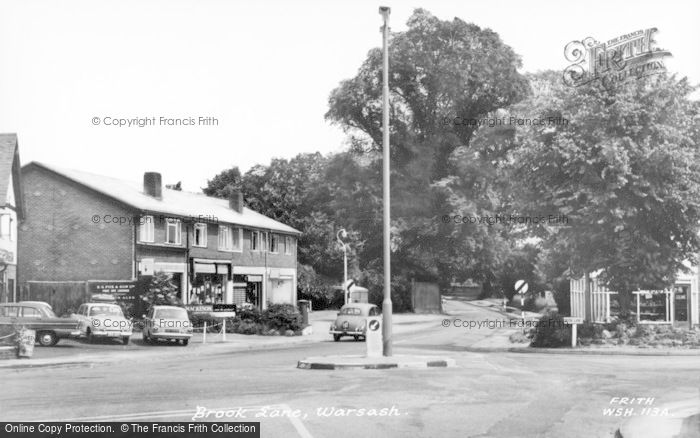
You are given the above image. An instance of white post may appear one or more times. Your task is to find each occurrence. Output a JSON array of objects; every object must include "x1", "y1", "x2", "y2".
[
  {"x1": 222, "y1": 318, "x2": 226, "y2": 342},
  {"x1": 203, "y1": 321, "x2": 207, "y2": 344},
  {"x1": 571, "y1": 323, "x2": 577, "y2": 347}
]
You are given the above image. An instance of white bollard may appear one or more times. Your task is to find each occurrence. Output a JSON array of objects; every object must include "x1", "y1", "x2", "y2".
[
  {"x1": 571, "y1": 323, "x2": 577, "y2": 347},
  {"x1": 203, "y1": 322, "x2": 207, "y2": 344},
  {"x1": 222, "y1": 319, "x2": 226, "y2": 342}
]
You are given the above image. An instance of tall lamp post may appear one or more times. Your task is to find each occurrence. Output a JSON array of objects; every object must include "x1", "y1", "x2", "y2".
[
  {"x1": 379, "y1": 5, "x2": 392, "y2": 357},
  {"x1": 337, "y1": 228, "x2": 348, "y2": 304}
]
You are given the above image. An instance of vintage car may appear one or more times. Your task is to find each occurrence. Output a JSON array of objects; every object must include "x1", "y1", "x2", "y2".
[
  {"x1": 142, "y1": 305, "x2": 193, "y2": 346},
  {"x1": 73, "y1": 303, "x2": 132, "y2": 344},
  {"x1": 329, "y1": 303, "x2": 381, "y2": 342},
  {"x1": 0, "y1": 302, "x2": 80, "y2": 346}
]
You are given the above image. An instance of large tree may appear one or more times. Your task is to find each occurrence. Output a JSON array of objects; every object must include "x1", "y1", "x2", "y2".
[
  {"x1": 509, "y1": 72, "x2": 700, "y2": 315},
  {"x1": 325, "y1": 8, "x2": 529, "y2": 287}
]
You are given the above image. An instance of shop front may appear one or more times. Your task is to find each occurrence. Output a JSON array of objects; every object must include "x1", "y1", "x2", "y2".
[
  {"x1": 571, "y1": 269, "x2": 700, "y2": 327},
  {"x1": 187, "y1": 259, "x2": 232, "y2": 305}
]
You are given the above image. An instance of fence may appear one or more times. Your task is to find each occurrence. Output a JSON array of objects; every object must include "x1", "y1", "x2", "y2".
[{"x1": 570, "y1": 276, "x2": 617, "y2": 323}]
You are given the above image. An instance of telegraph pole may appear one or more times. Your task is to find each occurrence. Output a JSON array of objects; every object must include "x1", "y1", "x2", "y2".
[{"x1": 379, "y1": 5, "x2": 392, "y2": 356}]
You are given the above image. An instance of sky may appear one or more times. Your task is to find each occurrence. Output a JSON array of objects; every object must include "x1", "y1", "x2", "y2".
[{"x1": 1, "y1": 0, "x2": 698, "y2": 192}]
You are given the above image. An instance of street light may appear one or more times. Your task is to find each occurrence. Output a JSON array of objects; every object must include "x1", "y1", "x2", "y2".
[
  {"x1": 337, "y1": 228, "x2": 348, "y2": 304},
  {"x1": 379, "y1": 5, "x2": 392, "y2": 357}
]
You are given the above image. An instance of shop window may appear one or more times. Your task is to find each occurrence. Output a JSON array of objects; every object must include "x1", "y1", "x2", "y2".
[
  {"x1": 189, "y1": 274, "x2": 225, "y2": 304},
  {"x1": 193, "y1": 223, "x2": 207, "y2": 247},
  {"x1": 139, "y1": 215, "x2": 154, "y2": 242},
  {"x1": 636, "y1": 291, "x2": 670, "y2": 322},
  {"x1": 269, "y1": 234, "x2": 279, "y2": 253},
  {"x1": 165, "y1": 219, "x2": 181, "y2": 245},
  {"x1": 285, "y1": 236, "x2": 294, "y2": 255}
]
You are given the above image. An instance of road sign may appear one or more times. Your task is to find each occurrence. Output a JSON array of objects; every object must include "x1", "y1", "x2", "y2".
[
  {"x1": 563, "y1": 317, "x2": 583, "y2": 325},
  {"x1": 514, "y1": 279, "x2": 529, "y2": 294},
  {"x1": 365, "y1": 317, "x2": 382, "y2": 358}
]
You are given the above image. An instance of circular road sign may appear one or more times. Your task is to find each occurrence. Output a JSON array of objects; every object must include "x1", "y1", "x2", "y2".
[
  {"x1": 514, "y1": 280, "x2": 529, "y2": 294},
  {"x1": 368, "y1": 320, "x2": 381, "y2": 331}
]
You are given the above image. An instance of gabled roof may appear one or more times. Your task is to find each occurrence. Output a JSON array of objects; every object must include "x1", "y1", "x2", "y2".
[
  {"x1": 23, "y1": 161, "x2": 301, "y2": 235},
  {"x1": 0, "y1": 134, "x2": 24, "y2": 219}
]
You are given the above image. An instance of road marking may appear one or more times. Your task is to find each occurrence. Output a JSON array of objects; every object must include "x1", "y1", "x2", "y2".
[{"x1": 279, "y1": 404, "x2": 315, "y2": 438}]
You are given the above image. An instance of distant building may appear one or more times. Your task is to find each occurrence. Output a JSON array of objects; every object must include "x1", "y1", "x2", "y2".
[
  {"x1": 0, "y1": 134, "x2": 24, "y2": 303},
  {"x1": 18, "y1": 162, "x2": 300, "y2": 315},
  {"x1": 570, "y1": 266, "x2": 698, "y2": 327}
]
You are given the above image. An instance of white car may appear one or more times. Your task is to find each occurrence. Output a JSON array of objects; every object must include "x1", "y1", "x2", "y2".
[
  {"x1": 73, "y1": 303, "x2": 132, "y2": 344},
  {"x1": 142, "y1": 305, "x2": 193, "y2": 346}
]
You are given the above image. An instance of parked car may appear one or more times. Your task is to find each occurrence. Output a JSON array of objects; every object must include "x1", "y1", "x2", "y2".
[
  {"x1": 72, "y1": 303, "x2": 132, "y2": 344},
  {"x1": 329, "y1": 303, "x2": 381, "y2": 342},
  {"x1": 0, "y1": 302, "x2": 80, "y2": 346},
  {"x1": 142, "y1": 305, "x2": 193, "y2": 346}
]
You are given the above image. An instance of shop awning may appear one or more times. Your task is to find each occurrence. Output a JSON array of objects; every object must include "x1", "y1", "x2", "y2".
[{"x1": 193, "y1": 259, "x2": 231, "y2": 275}]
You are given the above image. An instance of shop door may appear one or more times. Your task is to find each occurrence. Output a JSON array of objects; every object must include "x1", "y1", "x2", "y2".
[{"x1": 674, "y1": 285, "x2": 689, "y2": 322}]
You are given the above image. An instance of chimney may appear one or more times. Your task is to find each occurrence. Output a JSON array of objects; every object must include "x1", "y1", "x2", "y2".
[
  {"x1": 143, "y1": 172, "x2": 162, "y2": 199},
  {"x1": 229, "y1": 191, "x2": 244, "y2": 213}
]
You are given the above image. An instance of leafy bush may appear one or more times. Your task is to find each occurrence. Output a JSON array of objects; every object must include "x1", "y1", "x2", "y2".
[
  {"x1": 261, "y1": 304, "x2": 303, "y2": 332},
  {"x1": 237, "y1": 307, "x2": 262, "y2": 324},
  {"x1": 530, "y1": 312, "x2": 571, "y2": 348},
  {"x1": 188, "y1": 313, "x2": 221, "y2": 333}
]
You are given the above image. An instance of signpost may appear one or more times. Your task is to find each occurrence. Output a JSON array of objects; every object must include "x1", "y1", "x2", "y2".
[
  {"x1": 514, "y1": 280, "x2": 528, "y2": 329},
  {"x1": 563, "y1": 316, "x2": 583, "y2": 347},
  {"x1": 365, "y1": 317, "x2": 382, "y2": 358}
]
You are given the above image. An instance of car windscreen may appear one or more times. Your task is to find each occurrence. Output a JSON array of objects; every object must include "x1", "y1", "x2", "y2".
[
  {"x1": 89, "y1": 306, "x2": 123, "y2": 317},
  {"x1": 340, "y1": 307, "x2": 362, "y2": 315},
  {"x1": 154, "y1": 308, "x2": 188, "y2": 319}
]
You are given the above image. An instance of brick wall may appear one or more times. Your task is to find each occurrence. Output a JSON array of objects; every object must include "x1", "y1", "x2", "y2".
[{"x1": 18, "y1": 166, "x2": 135, "y2": 285}]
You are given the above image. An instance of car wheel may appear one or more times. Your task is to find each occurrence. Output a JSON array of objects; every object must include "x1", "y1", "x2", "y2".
[
  {"x1": 333, "y1": 334, "x2": 341, "y2": 342},
  {"x1": 122, "y1": 337, "x2": 129, "y2": 345},
  {"x1": 353, "y1": 335, "x2": 360, "y2": 341},
  {"x1": 181, "y1": 339, "x2": 189, "y2": 346},
  {"x1": 38, "y1": 331, "x2": 58, "y2": 347},
  {"x1": 87, "y1": 329, "x2": 94, "y2": 344}
]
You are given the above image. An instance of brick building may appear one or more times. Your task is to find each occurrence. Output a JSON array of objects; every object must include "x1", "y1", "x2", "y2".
[
  {"x1": 0, "y1": 134, "x2": 25, "y2": 303},
  {"x1": 18, "y1": 162, "x2": 300, "y2": 315}
]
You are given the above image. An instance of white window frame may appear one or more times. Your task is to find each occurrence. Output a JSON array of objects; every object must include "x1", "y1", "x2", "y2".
[
  {"x1": 139, "y1": 215, "x2": 154, "y2": 243},
  {"x1": 218, "y1": 225, "x2": 233, "y2": 251},
  {"x1": 231, "y1": 227, "x2": 242, "y2": 252},
  {"x1": 285, "y1": 236, "x2": 294, "y2": 255},
  {"x1": 269, "y1": 233, "x2": 279, "y2": 254},
  {"x1": 193, "y1": 223, "x2": 207, "y2": 248},
  {"x1": 251, "y1": 231, "x2": 260, "y2": 251},
  {"x1": 165, "y1": 218, "x2": 182, "y2": 245}
]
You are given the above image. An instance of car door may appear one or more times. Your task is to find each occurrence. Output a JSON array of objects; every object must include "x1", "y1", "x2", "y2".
[
  {"x1": 16, "y1": 306, "x2": 43, "y2": 331},
  {"x1": 75, "y1": 305, "x2": 89, "y2": 334}
]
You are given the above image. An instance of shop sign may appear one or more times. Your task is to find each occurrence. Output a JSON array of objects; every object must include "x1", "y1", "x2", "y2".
[
  {"x1": 185, "y1": 304, "x2": 213, "y2": 312},
  {"x1": 213, "y1": 304, "x2": 237, "y2": 312}
]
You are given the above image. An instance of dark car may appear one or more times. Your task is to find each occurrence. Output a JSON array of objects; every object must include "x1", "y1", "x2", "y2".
[{"x1": 0, "y1": 302, "x2": 80, "y2": 346}]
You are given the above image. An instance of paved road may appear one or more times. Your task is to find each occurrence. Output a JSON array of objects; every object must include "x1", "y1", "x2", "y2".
[{"x1": 2, "y1": 300, "x2": 699, "y2": 438}]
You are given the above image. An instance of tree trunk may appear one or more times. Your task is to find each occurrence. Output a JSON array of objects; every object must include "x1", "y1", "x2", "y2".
[{"x1": 617, "y1": 290, "x2": 633, "y2": 320}]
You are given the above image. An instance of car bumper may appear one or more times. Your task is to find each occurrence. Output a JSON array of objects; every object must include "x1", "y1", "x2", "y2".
[
  {"x1": 150, "y1": 332, "x2": 192, "y2": 340},
  {"x1": 329, "y1": 329, "x2": 365, "y2": 336},
  {"x1": 90, "y1": 331, "x2": 132, "y2": 338}
]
